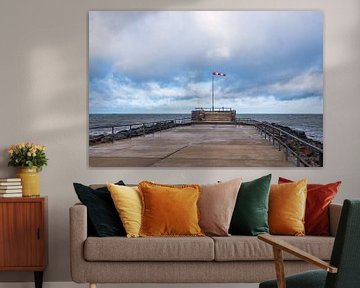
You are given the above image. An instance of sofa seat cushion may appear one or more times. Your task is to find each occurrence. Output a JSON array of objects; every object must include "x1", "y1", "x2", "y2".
[
  {"x1": 212, "y1": 236, "x2": 334, "y2": 261},
  {"x1": 84, "y1": 236, "x2": 214, "y2": 261}
]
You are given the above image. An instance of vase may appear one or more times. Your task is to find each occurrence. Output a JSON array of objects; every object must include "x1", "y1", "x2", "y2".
[{"x1": 16, "y1": 167, "x2": 40, "y2": 197}]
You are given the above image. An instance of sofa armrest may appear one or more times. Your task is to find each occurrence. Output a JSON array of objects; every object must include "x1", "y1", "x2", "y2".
[
  {"x1": 329, "y1": 203, "x2": 342, "y2": 237},
  {"x1": 69, "y1": 203, "x2": 88, "y2": 283}
]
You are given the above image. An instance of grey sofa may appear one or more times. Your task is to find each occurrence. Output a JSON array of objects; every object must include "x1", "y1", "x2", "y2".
[{"x1": 70, "y1": 203, "x2": 342, "y2": 288}]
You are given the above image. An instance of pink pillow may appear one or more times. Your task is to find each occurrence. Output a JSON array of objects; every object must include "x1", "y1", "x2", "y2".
[{"x1": 198, "y1": 178, "x2": 242, "y2": 236}]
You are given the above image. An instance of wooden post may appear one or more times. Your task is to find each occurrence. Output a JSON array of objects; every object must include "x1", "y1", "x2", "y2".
[
  {"x1": 273, "y1": 247, "x2": 286, "y2": 288},
  {"x1": 89, "y1": 283, "x2": 97, "y2": 288}
]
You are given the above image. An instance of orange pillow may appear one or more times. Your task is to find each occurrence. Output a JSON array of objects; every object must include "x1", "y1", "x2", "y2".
[
  {"x1": 138, "y1": 181, "x2": 204, "y2": 237},
  {"x1": 278, "y1": 177, "x2": 341, "y2": 235},
  {"x1": 269, "y1": 179, "x2": 307, "y2": 236}
]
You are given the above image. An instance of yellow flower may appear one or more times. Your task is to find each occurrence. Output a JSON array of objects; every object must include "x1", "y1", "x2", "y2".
[
  {"x1": 8, "y1": 149, "x2": 13, "y2": 155},
  {"x1": 27, "y1": 152, "x2": 32, "y2": 157}
]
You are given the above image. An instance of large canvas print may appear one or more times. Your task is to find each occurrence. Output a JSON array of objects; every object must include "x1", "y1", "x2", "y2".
[{"x1": 89, "y1": 11, "x2": 323, "y2": 167}]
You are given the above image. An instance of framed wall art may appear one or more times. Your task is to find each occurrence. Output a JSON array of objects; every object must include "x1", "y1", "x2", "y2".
[{"x1": 89, "y1": 11, "x2": 323, "y2": 167}]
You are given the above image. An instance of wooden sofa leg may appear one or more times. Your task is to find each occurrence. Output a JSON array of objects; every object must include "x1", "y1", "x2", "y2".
[{"x1": 89, "y1": 283, "x2": 97, "y2": 288}]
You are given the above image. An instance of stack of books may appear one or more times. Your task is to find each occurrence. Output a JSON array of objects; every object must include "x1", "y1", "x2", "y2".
[{"x1": 0, "y1": 178, "x2": 22, "y2": 197}]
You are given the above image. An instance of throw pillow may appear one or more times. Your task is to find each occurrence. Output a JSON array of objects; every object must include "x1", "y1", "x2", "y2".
[
  {"x1": 107, "y1": 183, "x2": 142, "y2": 238},
  {"x1": 229, "y1": 174, "x2": 272, "y2": 236},
  {"x1": 138, "y1": 181, "x2": 203, "y2": 237},
  {"x1": 73, "y1": 181, "x2": 126, "y2": 237},
  {"x1": 269, "y1": 179, "x2": 307, "y2": 236},
  {"x1": 278, "y1": 177, "x2": 341, "y2": 236},
  {"x1": 198, "y1": 177, "x2": 242, "y2": 236}
]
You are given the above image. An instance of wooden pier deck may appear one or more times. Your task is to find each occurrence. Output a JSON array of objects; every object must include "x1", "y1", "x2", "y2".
[{"x1": 89, "y1": 124, "x2": 293, "y2": 167}]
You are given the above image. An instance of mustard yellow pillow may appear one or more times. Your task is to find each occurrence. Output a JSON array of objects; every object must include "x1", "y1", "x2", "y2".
[
  {"x1": 107, "y1": 183, "x2": 142, "y2": 238},
  {"x1": 138, "y1": 181, "x2": 204, "y2": 237},
  {"x1": 269, "y1": 179, "x2": 307, "y2": 236}
]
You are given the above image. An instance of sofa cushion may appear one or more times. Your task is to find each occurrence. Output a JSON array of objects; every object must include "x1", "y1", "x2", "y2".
[
  {"x1": 229, "y1": 174, "x2": 271, "y2": 236},
  {"x1": 139, "y1": 181, "x2": 203, "y2": 237},
  {"x1": 84, "y1": 236, "x2": 214, "y2": 261},
  {"x1": 73, "y1": 181, "x2": 126, "y2": 237},
  {"x1": 107, "y1": 184, "x2": 142, "y2": 238},
  {"x1": 269, "y1": 179, "x2": 307, "y2": 236},
  {"x1": 212, "y1": 236, "x2": 334, "y2": 261},
  {"x1": 278, "y1": 177, "x2": 341, "y2": 236},
  {"x1": 198, "y1": 178, "x2": 242, "y2": 236}
]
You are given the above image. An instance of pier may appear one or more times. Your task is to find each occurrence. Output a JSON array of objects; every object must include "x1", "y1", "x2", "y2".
[{"x1": 89, "y1": 124, "x2": 293, "y2": 167}]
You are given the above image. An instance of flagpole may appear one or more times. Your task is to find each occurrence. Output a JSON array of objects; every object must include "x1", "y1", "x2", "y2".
[{"x1": 212, "y1": 74, "x2": 214, "y2": 112}]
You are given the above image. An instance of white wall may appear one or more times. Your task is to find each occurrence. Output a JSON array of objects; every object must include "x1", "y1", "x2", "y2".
[{"x1": 0, "y1": 0, "x2": 359, "y2": 283}]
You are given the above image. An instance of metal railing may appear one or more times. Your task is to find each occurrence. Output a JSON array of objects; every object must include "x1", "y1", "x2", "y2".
[
  {"x1": 237, "y1": 118, "x2": 323, "y2": 167},
  {"x1": 89, "y1": 117, "x2": 191, "y2": 145},
  {"x1": 194, "y1": 107, "x2": 234, "y2": 112}
]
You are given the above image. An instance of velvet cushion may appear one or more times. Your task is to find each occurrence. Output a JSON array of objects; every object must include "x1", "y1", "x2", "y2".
[
  {"x1": 279, "y1": 177, "x2": 341, "y2": 236},
  {"x1": 138, "y1": 181, "x2": 203, "y2": 237},
  {"x1": 73, "y1": 181, "x2": 126, "y2": 237},
  {"x1": 229, "y1": 174, "x2": 272, "y2": 236},
  {"x1": 107, "y1": 184, "x2": 142, "y2": 238},
  {"x1": 198, "y1": 178, "x2": 242, "y2": 236},
  {"x1": 260, "y1": 269, "x2": 327, "y2": 288},
  {"x1": 269, "y1": 179, "x2": 307, "y2": 236}
]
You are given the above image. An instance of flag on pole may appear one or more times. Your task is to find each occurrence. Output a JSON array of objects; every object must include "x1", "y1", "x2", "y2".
[{"x1": 212, "y1": 71, "x2": 226, "y2": 76}]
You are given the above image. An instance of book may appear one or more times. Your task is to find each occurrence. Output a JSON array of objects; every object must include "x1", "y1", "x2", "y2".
[
  {"x1": 0, "y1": 185, "x2": 22, "y2": 193},
  {"x1": 0, "y1": 178, "x2": 21, "y2": 182},
  {"x1": 0, "y1": 188, "x2": 22, "y2": 192},
  {"x1": 0, "y1": 182, "x2": 22, "y2": 186},
  {"x1": 0, "y1": 193, "x2": 22, "y2": 198}
]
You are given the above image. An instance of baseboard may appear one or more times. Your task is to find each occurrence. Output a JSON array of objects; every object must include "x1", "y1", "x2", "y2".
[{"x1": 0, "y1": 282, "x2": 259, "y2": 288}]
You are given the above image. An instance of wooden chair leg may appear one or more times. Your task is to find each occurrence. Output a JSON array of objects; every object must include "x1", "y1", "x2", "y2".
[
  {"x1": 273, "y1": 247, "x2": 286, "y2": 288},
  {"x1": 89, "y1": 283, "x2": 97, "y2": 288}
]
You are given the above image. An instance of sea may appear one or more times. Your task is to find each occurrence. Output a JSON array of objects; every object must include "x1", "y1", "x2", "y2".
[{"x1": 89, "y1": 113, "x2": 323, "y2": 143}]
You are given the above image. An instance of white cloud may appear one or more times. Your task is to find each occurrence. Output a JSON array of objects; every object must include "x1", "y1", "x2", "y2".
[
  {"x1": 267, "y1": 69, "x2": 323, "y2": 94},
  {"x1": 89, "y1": 11, "x2": 323, "y2": 114}
]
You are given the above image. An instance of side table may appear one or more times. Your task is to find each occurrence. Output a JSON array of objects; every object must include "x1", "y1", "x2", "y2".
[{"x1": 0, "y1": 197, "x2": 48, "y2": 288}]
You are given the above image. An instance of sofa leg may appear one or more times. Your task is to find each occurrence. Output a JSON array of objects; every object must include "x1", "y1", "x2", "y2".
[{"x1": 89, "y1": 283, "x2": 96, "y2": 288}]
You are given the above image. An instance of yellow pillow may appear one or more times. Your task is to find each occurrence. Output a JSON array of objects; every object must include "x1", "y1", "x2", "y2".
[
  {"x1": 107, "y1": 183, "x2": 142, "y2": 238},
  {"x1": 269, "y1": 179, "x2": 307, "y2": 236},
  {"x1": 138, "y1": 181, "x2": 204, "y2": 237}
]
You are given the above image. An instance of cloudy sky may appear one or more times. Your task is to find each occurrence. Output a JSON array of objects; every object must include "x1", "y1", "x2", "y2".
[{"x1": 89, "y1": 11, "x2": 323, "y2": 114}]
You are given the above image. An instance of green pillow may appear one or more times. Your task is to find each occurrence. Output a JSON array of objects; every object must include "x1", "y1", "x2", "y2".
[{"x1": 229, "y1": 174, "x2": 272, "y2": 236}]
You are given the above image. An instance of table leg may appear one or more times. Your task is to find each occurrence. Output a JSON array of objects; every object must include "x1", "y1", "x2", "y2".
[{"x1": 34, "y1": 271, "x2": 43, "y2": 288}]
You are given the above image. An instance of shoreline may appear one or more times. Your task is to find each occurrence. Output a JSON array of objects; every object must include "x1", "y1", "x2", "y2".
[{"x1": 262, "y1": 122, "x2": 323, "y2": 166}]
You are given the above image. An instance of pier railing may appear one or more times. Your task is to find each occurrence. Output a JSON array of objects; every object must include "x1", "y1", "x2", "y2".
[
  {"x1": 89, "y1": 117, "x2": 191, "y2": 145},
  {"x1": 237, "y1": 118, "x2": 323, "y2": 167},
  {"x1": 194, "y1": 107, "x2": 234, "y2": 112}
]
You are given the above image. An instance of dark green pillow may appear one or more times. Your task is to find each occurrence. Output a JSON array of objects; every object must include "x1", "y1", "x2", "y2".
[
  {"x1": 73, "y1": 181, "x2": 126, "y2": 237},
  {"x1": 229, "y1": 174, "x2": 272, "y2": 236}
]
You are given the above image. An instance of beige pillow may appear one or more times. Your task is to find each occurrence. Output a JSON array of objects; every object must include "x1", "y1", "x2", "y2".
[{"x1": 198, "y1": 178, "x2": 242, "y2": 236}]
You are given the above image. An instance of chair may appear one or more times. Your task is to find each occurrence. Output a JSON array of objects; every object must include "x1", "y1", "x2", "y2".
[{"x1": 258, "y1": 199, "x2": 360, "y2": 288}]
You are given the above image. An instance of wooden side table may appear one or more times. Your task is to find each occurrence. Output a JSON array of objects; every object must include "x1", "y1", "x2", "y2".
[{"x1": 0, "y1": 197, "x2": 48, "y2": 288}]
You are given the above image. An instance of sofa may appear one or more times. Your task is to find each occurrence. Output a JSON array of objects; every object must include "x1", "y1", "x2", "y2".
[{"x1": 70, "y1": 201, "x2": 342, "y2": 287}]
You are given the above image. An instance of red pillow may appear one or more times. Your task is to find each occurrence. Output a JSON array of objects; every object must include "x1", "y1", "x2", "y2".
[{"x1": 278, "y1": 177, "x2": 341, "y2": 236}]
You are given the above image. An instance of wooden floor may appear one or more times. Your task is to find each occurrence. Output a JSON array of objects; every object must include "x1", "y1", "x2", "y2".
[{"x1": 89, "y1": 124, "x2": 293, "y2": 167}]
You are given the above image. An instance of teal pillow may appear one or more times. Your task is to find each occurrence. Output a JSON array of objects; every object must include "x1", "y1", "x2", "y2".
[{"x1": 229, "y1": 174, "x2": 272, "y2": 236}]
